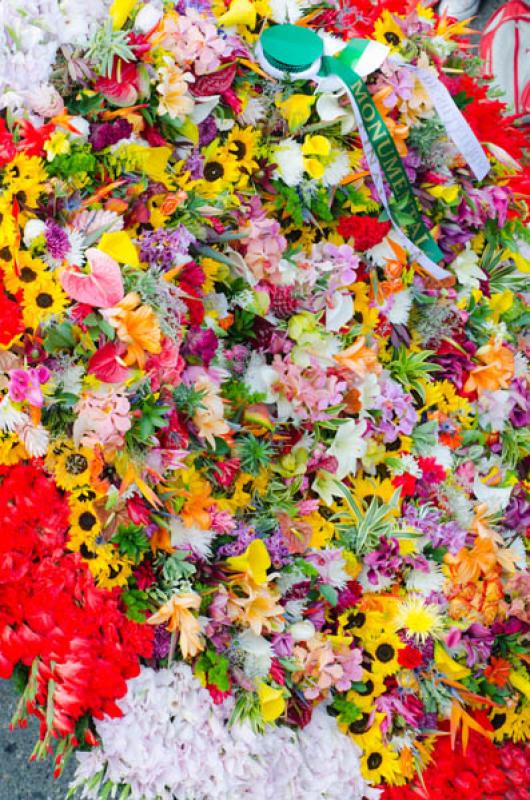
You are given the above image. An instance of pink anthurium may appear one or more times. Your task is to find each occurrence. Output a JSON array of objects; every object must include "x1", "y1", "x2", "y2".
[{"x1": 60, "y1": 248, "x2": 124, "y2": 308}]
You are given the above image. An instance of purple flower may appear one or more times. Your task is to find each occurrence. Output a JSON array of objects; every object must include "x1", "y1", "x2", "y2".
[
  {"x1": 152, "y1": 625, "x2": 172, "y2": 661},
  {"x1": 183, "y1": 327, "x2": 218, "y2": 366},
  {"x1": 503, "y1": 486, "x2": 530, "y2": 533},
  {"x1": 510, "y1": 377, "x2": 530, "y2": 428},
  {"x1": 184, "y1": 148, "x2": 204, "y2": 180},
  {"x1": 462, "y1": 623, "x2": 494, "y2": 667},
  {"x1": 45, "y1": 220, "x2": 70, "y2": 260},
  {"x1": 372, "y1": 378, "x2": 417, "y2": 443},
  {"x1": 364, "y1": 536, "x2": 401, "y2": 584},
  {"x1": 89, "y1": 119, "x2": 133, "y2": 151},
  {"x1": 271, "y1": 632, "x2": 294, "y2": 658},
  {"x1": 139, "y1": 226, "x2": 196, "y2": 270},
  {"x1": 198, "y1": 117, "x2": 218, "y2": 147}
]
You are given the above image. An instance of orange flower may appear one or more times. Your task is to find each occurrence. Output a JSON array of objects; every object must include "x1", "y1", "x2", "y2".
[
  {"x1": 464, "y1": 338, "x2": 514, "y2": 395},
  {"x1": 444, "y1": 538, "x2": 503, "y2": 624},
  {"x1": 180, "y1": 483, "x2": 213, "y2": 530},
  {"x1": 484, "y1": 656, "x2": 512, "y2": 687},
  {"x1": 147, "y1": 591, "x2": 203, "y2": 659},
  {"x1": 103, "y1": 291, "x2": 161, "y2": 368},
  {"x1": 334, "y1": 336, "x2": 381, "y2": 378},
  {"x1": 230, "y1": 581, "x2": 284, "y2": 635}
]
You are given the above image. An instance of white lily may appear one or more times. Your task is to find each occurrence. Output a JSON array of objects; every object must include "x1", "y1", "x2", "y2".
[
  {"x1": 328, "y1": 418, "x2": 368, "y2": 480},
  {"x1": 316, "y1": 91, "x2": 357, "y2": 134}
]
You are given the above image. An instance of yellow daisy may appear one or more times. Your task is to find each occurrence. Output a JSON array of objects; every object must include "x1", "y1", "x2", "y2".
[{"x1": 2, "y1": 153, "x2": 48, "y2": 208}]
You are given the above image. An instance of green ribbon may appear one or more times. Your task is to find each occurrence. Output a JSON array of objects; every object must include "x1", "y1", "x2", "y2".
[{"x1": 259, "y1": 25, "x2": 446, "y2": 273}]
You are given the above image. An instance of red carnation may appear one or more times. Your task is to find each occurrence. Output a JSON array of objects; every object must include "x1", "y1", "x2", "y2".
[{"x1": 337, "y1": 215, "x2": 391, "y2": 251}]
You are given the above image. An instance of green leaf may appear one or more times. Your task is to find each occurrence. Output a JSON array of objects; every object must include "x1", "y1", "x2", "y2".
[
  {"x1": 43, "y1": 322, "x2": 76, "y2": 352},
  {"x1": 320, "y1": 584, "x2": 338, "y2": 606}
]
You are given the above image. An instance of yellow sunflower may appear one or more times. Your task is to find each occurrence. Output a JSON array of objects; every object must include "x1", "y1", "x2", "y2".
[
  {"x1": 3, "y1": 251, "x2": 49, "y2": 294},
  {"x1": 344, "y1": 710, "x2": 386, "y2": 748},
  {"x1": 361, "y1": 739, "x2": 403, "y2": 785},
  {"x1": 196, "y1": 146, "x2": 241, "y2": 199},
  {"x1": 366, "y1": 631, "x2": 403, "y2": 677},
  {"x1": 88, "y1": 543, "x2": 133, "y2": 589},
  {"x1": 347, "y1": 670, "x2": 386, "y2": 711},
  {"x1": 2, "y1": 153, "x2": 48, "y2": 208},
  {"x1": 22, "y1": 273, "x2": 69, "y2": 328},
  {"x1": 68, "y1": 500, "x2": 102, "y2": 549},
  {"x1": 226, "y1": 125, "x2": 260, "y2": 173},
  {"x1": 49, "y1": 443, "x2": 95, "y2": 490},
  {"x1": 373, "y1": 10, "x2": 406, "y2": 52},
  {"x1": 490, "y1": 703, "x2": 530, "y2": 743},
  {"x1": 0, "y1": 431, "x2": 27, "y2": 465}
]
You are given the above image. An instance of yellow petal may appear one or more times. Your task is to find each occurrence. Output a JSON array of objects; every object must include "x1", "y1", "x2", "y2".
[
  {"x1": 276, "y1": 94, "x2": 315, "y2": 132},
  {"x1": 435, "y1": 642, "x2": 471, "y2": 680},
  {"x1": 302, "y1": 135, "x2": 331, "y2": 156},
  {"x1": 426, "y1": 184, "x2": 460, "y2": 204},
  {"x1": 257, "y1": 683, "x2": 285, "y2": 722},
  {"x1": 303, "y1": 157, "x2": 325, "y2": 179},
  {"x1": 225, "y1": 538, "x2": 271, "y2": 584},
  {"x1": 218, "y1": 0, "x2": 257, "y2": 28},
  {"x1": 109, "y1": 0, "x2": 138, "y2": 29},
  {"x1": 98, "y1": 231, "x2": 139, "y2": 267}
]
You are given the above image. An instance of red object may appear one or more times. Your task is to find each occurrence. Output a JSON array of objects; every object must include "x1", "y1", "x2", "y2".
[
  {"x1": 337, "y1": 215, "x2": 392, "y2": 251},
  {"x1": 397, "y1": 645, "x2": 423, "y2": 669}
]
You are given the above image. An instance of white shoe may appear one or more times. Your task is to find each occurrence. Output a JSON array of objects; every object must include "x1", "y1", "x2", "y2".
[{"x1": 438, "y1": 0, "x2": 481, "y2": 20}]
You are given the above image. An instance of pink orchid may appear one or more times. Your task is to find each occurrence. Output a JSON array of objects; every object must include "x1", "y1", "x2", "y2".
[{"x1": 8, "y1": 366, "x2": 50, "y2": 407}]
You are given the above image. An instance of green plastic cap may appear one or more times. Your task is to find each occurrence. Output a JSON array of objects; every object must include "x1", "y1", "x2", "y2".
[{"x1": 260, "y1": 24, "x2": 323, "y2": 74}]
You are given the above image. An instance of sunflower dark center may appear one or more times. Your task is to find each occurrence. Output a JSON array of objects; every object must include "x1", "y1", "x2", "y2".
[
  {"x1": 491, "y1": 713, "x2": 507, "y2": 730},
  {"x1": 204, "y1": 161, "x2": 224, "y2": 181},
  {"x1": 20, "y1": 266, "x2": 37, "y2": 282},
  {"x1": 16, "y1": 191, "x2": 27, "y2": 204},
  {"x1": 348, "y1": 712, "x2": 370, "y2": 734},
  {"x1": 384, "y1": 32, "x2": 401, "y2": 45},
  {"x1": 367, "y1": 752, "x2": 383, "y2": 770},
  {"x1": 0, "y1": 246, "x2": 11, "y2": 260},
  {"x1": 36, "y1": 292, "x2": 53, "y2": 309},
  {"x1": 350, "y1": 612, "x2": 366, "y2": 628},
  {"x1": 375, "y1": 643, "x2": 395, "y2": 663},
  {"x1": 232, "y1": 140, "x2": 247, "y2": 160},
  {"x1": 357, "y1": 679, "x2": 374, "y2": 696},
  {"x1": 79, "y1": 511, "x2": 97, "y2": 531},
  {"x1": 65, "y1": 453, "x2": 89, "y2": 475},
  {"x1": 79, "y1": 543, "x2": 97, "y2": 559}
]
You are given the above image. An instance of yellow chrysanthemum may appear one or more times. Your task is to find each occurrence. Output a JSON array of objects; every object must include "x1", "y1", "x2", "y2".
[{"x1": 394, "y1": 596, "x2": 444, "y2": 644}]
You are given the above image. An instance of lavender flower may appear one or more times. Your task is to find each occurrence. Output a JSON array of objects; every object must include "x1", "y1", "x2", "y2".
[
  {"x1": 45, "y1": 220, "x2": 70, "y2": 260},
  {"x1": 372, "y1": 378, "x2": 417, "y2": 443},
  {"x1": 139, "y1": 226, "x2": 196, "y2": 270}
]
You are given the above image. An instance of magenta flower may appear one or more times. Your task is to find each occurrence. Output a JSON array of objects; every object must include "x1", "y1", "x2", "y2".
[{"x1": 8, "y1": 366, "x2": 50, "y2": 407}]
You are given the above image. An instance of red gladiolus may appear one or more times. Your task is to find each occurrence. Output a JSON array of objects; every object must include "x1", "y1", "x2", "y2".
[{"x1": 337, "y1": 215, "x2": 392, "y2": 251}]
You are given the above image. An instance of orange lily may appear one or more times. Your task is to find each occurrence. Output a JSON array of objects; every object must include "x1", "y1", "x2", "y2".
[
  {"x1": 464, "y1": 338, "x2": 515, "y2": 395},
  {"x1": 334, "y1": 335, "x2": 381, "y2": 377},
  {"x1": 148, "y1": 591, "x2": 203, "y2": 659}
]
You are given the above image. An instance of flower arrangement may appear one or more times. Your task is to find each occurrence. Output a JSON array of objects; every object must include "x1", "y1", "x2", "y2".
[{"x1": 0, "y1": 0, "x2": 529, "y2": 797}]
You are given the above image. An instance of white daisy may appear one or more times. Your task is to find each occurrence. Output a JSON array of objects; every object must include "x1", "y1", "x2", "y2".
[{"x1": 272, "y1": 138, "x2": 304, "y2": 187}]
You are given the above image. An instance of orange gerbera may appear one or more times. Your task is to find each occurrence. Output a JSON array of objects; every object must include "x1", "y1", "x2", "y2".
[
  {"x1": 464, "y1": 338, "x2": 514, "y2": 395},
  {"x1": 103, "y1": 291, "x2": 161, "y2": 368},
  {"x1": 334, "y1": 335, "x2": 381, "y2": 378}
]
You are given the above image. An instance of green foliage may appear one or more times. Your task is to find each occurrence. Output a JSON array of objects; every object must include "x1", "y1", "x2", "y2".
[
  {"x1": 195, "y1": 649, "x2": 231, "y2": 692},
  {"x1": 272, "y1": 182, "x2": 304, "y2": 227},
  {"x1": 111, "y1": 524, "x2": 150, "y2": 563},
  {"x1": 121, "y1": 588, "x2": 151, "y2": 622},
  {"x1": 43, "y1": 321, "x2": 76, "y2": 352},
  {"x1": 502, "y1": 425, "x2": 530, "y2": 469},
  {"x1": 329, "y1": 694, "x2": 362, "y2": 725},
  {"x1": 127, "y1": 398, "x2": 170, "y2": 444},
  {"x1": 333, "y1": 481, "x2": 400, "y2": 554},
  {"x1": 173, "y1": 383, "x2": 207, "y2": 417},
  {"x1": 412, "y1": 420, "x2": 439, "y2": 455},
  {"x1": 46, "y1": 143, "x2": 97, "y2": 181},
  {"x1": 221, "y1": 379, "x2": 265, "y2": 410},
  {"x1": 85, "y1": 18, "x2": 135, "y2": 77},
  {"x1": 390, "y1": 346, "x2": 442, "y2": 401},
  {"x1": 236, "y1": 434, "x2": 274, "y2": 476}
]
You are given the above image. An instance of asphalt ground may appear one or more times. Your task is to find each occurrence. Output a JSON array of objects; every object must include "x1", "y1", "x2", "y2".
[{"x1": 0, "y1": 0, "x2": 508, "y2": 797}]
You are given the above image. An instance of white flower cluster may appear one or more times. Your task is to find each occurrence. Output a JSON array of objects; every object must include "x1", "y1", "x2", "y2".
[
  {"x1": 71, "y1": 664, "x2": 380, "y2": 800},
  {"x1": 0, "y1": 0, "x2": 109, "y2": 110}
]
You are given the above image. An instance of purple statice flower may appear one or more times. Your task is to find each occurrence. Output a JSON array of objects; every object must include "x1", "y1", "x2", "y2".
[
  {"x1": 139, "y1": 226, "x2": 196, "y2": 270},
  {"x1": 198, "y1": 117, "x2": 218, "y2": 147},
  {"x1": 372, "y1": 378, "x2": 416, "y2": 443},
  {"x1": 364, "y1": 536, "x2": 401, "y2": 584},
  {"x1": 45, "y1": 220, "x2": 70, "y2": 260},
  {"x1": 402, "y1": 503, "x2": 469, "y2": 554},
  {"x1": 265, "y1": 529, "x2": 291, "y2": 568},
  {"x1": 420, "y1": 712, "x2": 438, "y2": 730},
  {"x1": 509, "y1": 377, "x2": 530, "y2": 428},
  {"x1": 89, "y1": 119, "x2": 133, "y2": 151},
  {"x1": 271, "y1": 632, "x2": 294, "y2": 658},
  {"x1": 216, "y1": 524, "x2": 256, "y2": 558},
  {"x1": 461, "y1": 622, "x2": 494, "y2": 667},
  {"x1": 152, "y1": 625, "x2": 172, "y2": 661},
  {"x1": 184, "y1": 148, "x2": 204, "y2": 180},
  {"x1": 503, "y1": 486, "x2": 530, "y2": 533},
  {"x1": 182, "y1": 326, "x2": 218, "y2": 366}
]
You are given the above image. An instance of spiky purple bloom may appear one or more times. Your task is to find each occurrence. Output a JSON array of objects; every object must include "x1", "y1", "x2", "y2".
[
  {"x1": 89, "y1": 119, "x2": 133, "y2": 151},
  {"x1": 45, "y1": 220, "x2": 70, "y2": 259}
]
